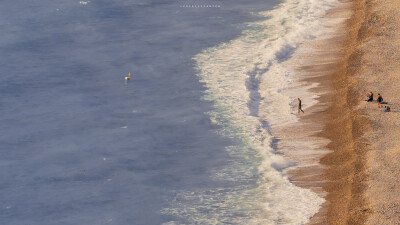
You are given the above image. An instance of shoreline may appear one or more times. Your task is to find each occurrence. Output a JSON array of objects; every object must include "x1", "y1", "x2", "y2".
[
  {"x1": 294, "y1": 0, "x2": 373, "y2": 223},
  {"x1": 194, "y1": 0, "x2": 352, "y2": 222},
  {"x1": 190, "y1": 0, "x2": 400, "y2": 222},
  {"x1": 270, "y1": 0, "x2": 353, "y2": 224},
  {"x1": 193, "y1": 0, "x2": 400, "y2": 222}
]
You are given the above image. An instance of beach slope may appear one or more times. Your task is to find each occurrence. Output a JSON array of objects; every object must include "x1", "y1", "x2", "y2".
[{"x1": 320, "y1": 0, "x2": 400, "y2": 223}]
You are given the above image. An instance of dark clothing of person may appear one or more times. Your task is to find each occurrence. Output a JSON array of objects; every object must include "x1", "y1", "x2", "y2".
[
  {"x1": 298, "y1": 99, "x2": 304, "y2": 113},
  {"x1": 376, "y1": 94, "x2": 383, "y2": 103},
  {"x1": 367, "y1": 93, "x2": 373, "y2": 102}
]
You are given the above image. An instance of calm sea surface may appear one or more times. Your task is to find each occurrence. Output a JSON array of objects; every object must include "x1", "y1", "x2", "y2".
[{"x1": 0, "y1": 0, "x2": 280, "y2": 224}]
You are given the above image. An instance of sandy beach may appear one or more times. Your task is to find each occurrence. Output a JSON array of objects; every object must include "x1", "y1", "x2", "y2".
[
  {"x1": 273, "y1": 0, "x2": 400, "y2": 223},
  {"x1": 320, "y1": 0, "x2": 400, "y2": 223},
  {"x1": 319, "y1": 0, "x2": 370, "y2": 223},
  {"x1": 351, "y1": 0, "x2": 400, "y2": 223},
  {"x1": 291, "y1": 0, "x2": 400, "y2": 223}
]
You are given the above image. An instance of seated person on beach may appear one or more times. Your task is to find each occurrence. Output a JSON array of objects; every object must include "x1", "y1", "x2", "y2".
[
  {"x1": 382, "y1": 105, "x2": 391, "y2": 112},
  {"x1": 366, "y1": 92, "x2": 373, "y2": 102}
]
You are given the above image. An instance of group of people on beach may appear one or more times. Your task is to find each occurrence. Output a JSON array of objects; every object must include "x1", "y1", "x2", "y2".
[
  {"x1": 366, "y1": 92, "x2": 391, "y2": 112},
  {"x1": 297, "y1": 92, "x2": 391, "y2": 114}
]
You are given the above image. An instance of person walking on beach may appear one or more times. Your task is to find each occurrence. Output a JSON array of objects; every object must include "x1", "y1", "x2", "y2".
[{"x1": 298, "y1": 98, "x2": 304, "y2": 113}]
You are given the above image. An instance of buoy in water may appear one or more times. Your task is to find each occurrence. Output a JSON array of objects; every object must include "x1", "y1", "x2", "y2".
[{"x1": 125, "y1": 72, "x2": 131, "y2": 80}]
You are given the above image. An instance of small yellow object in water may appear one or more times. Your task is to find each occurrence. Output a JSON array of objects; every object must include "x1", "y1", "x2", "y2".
[{"x1": 125, "y1": 72, "x2": 131, "y2": 80}]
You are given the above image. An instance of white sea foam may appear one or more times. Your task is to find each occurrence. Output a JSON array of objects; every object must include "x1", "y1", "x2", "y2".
[
  {"x1": 191, "y1": 0, "x2": 339, "y2": 224},
  {"x1": 161, "y1": 0, "x2": 343, "y2": 223}
]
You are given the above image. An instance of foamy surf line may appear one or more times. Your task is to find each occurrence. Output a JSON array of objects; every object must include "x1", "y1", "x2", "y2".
[
  {"x1": 196, "y1": 0, "x2": 339, "y2": 223},
  {"x1": 163, "y1": 0, "x2": 341, "y2": 224}
]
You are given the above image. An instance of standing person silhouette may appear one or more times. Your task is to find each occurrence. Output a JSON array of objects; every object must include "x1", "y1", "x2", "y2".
[{"x1": 298, "y1": 98, "x2": 304, "y2": 113}]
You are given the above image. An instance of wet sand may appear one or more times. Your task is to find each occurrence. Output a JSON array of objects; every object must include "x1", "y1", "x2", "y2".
[
  {"x1": 319, "y1": 0, "x2": 370, "y2": 223},
  {"x1": 270, "y1": 0, "x2": 353, "y2": 224}
]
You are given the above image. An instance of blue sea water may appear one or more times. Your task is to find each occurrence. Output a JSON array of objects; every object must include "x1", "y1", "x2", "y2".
[{"x1": 0, "y1": 0, "x2": 283, "y2": 224}]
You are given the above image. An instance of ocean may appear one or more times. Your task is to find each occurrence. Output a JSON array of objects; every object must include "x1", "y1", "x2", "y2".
[{"x1": 0, "y1": 0, "x2": 337, "y2": 224}]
